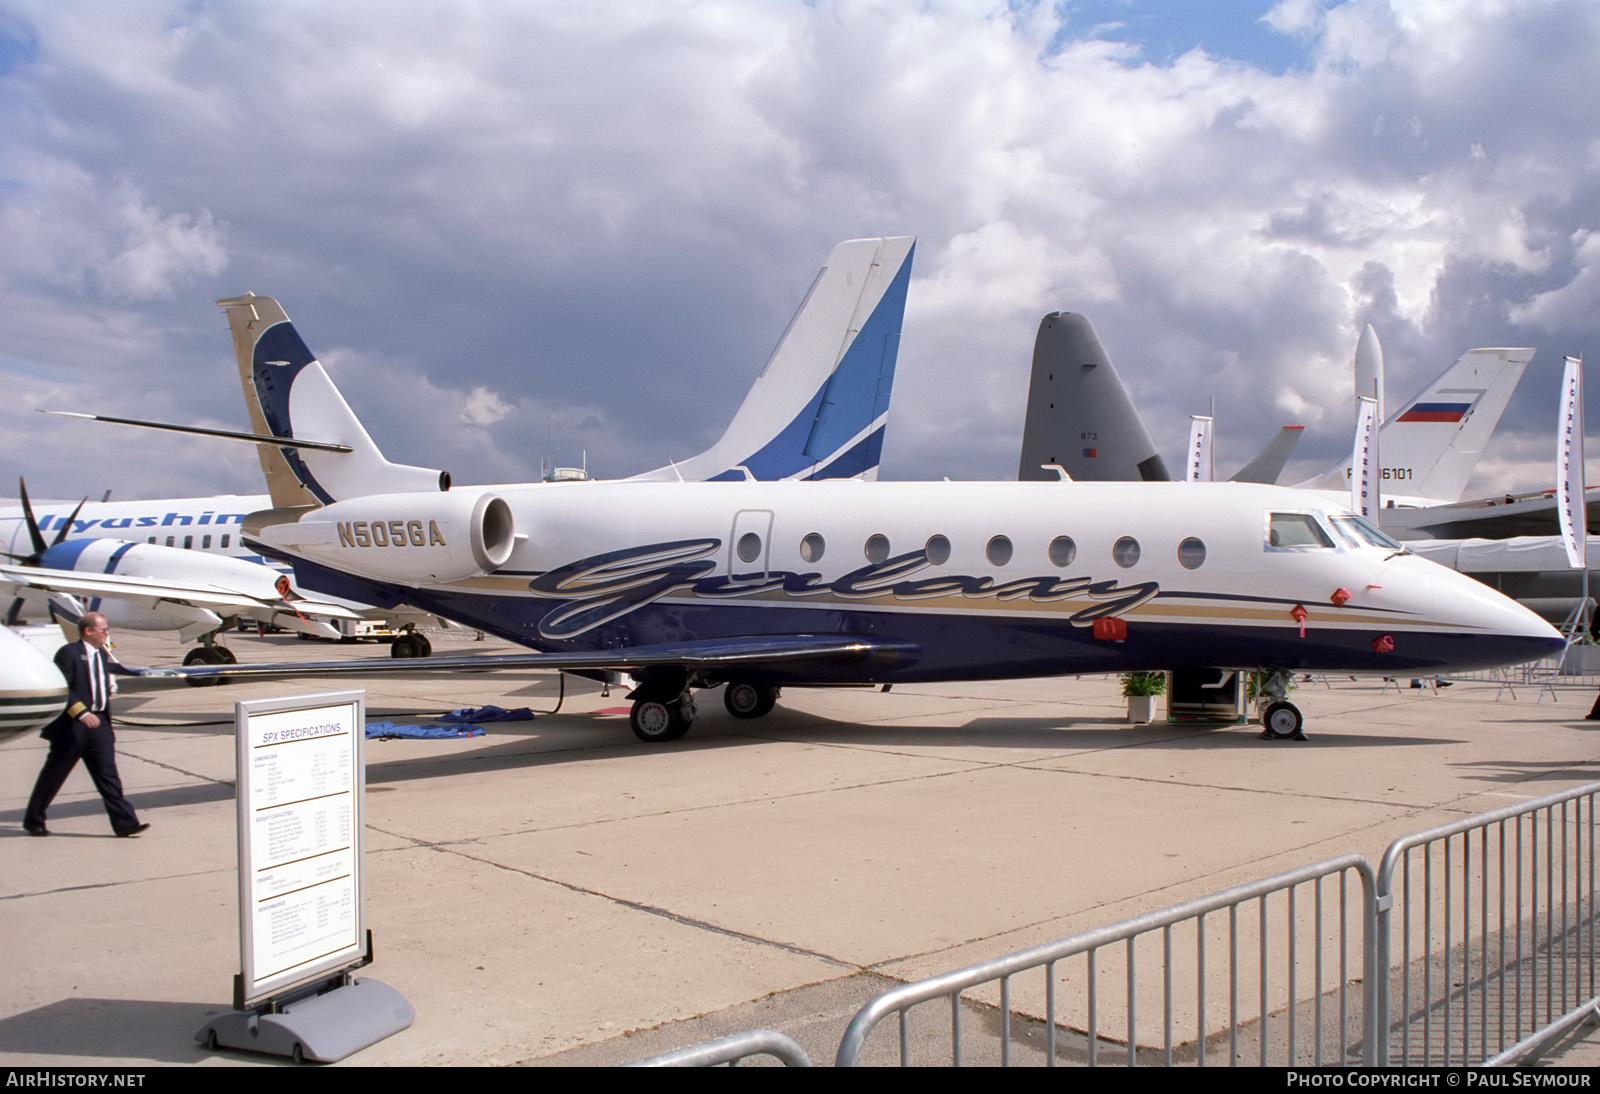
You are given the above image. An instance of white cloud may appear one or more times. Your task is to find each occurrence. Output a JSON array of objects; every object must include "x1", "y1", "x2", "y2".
[
  {"x1": 460, "y1": 385, "x2": 514, "y2": 426},
  {"x1": 97, "y1": 194, "x2": 227, "y2": 300}
]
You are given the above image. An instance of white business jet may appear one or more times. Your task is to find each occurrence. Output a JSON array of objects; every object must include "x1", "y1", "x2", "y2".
[{"x1": 108, "y1": 283, "x2": 1561, "y2": 744}]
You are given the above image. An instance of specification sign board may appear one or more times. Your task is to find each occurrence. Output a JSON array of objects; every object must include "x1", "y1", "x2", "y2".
[{"x1": 235, "y1": 691, "x2": 366, "y2": 1005}]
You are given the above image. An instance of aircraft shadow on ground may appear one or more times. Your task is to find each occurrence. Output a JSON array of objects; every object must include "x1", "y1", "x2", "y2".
[
  {"x1": 1, "y1": 704, "x2": 1467, "y2": 820},
  {"x1": 719, "y1": 711, "x2": 1457, "y2": 752}
]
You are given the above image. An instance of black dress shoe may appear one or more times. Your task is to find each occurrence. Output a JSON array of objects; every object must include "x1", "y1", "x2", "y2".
[
  {"x1": 24, "y1": 824, "x2": 49, "y2": 837},
  {"x1": 114, "y1": 823, "x2": 151, "y2": 838}
]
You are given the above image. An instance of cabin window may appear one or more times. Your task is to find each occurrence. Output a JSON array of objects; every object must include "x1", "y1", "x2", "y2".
[
  {"x1": 799, "y1": 533, "x2": 825, "y2": 563},
  {"x1": 183, "y1": 535, "x2": 193, "y2": 549},
  {"x1": 147, "y1": 536, "x2": 156, "y2": 544},
  {"x1": 221, "y1": 534, "x2": 231, "y2": 549},
  {"x1": 864, "y1": 534, "x2": 890, "y2": 564},
  {"x1": 1178, "y1": 537, "x2": 1207, "y2": 570},
  {"x1": 736, "y1": 532, "x2": 762, "y2": 564},
  {"x1": 165, "y1": 536, "x2": 175, "y2": 547},
  {"x1": 1267, "y1": 512, "x2": 1335, "y2": 550},
  {"x1": 1048, "y1": 536, "x2": 1076, "y2": 567},
  {"x1": 924, "y1": 535, "x2": 951, "y2": 565},
  {"x1": 1113, "y1": 536, "x2": 1141, "y2": 568},
  {"x1": 985, "y1": 536, "x2": 1013, "y2": 567},
  {"x1": 201, "y1": 535, "x2": 212, "y2": 549}
]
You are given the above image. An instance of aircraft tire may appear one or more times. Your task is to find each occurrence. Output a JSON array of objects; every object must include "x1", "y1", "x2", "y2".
[
  {"x1": 390, "y1": 635, "x2": 420, "y2": 658},
  {"x1": 1261, "y1": 701, "x2": 1304, "y2": 740},
  {"x1": 630, "y1": 698, "x2": 693, "y2": 743},
  {"x1": 214, "y1": 645, "x2": 236, "y2": 664},
  {"x1": 724, "y1": 682, "x2": 778, "y2": 719},
  {"x1": 182, "y1": 646, "x2": 226, "y2": 687},
  {"x1": 415, "y1": 633, "x2": 433, "y2": 657}
]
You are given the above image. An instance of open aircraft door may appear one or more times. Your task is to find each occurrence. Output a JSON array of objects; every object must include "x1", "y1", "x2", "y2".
[{"x1": 1167, "y1": 668, "x2": 1246, "y2": 724}]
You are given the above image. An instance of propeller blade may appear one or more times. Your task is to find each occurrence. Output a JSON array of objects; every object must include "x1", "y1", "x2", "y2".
[
  {"x1": 17, "y1": 479, "x2": 47, "y2": 559},
  {"x1": 50, "y1": 498, "x2": 88, "y2": 550}
]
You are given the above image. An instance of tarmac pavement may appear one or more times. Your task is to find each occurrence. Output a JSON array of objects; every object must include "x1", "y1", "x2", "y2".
[{"x1": 5, "y1": 629, "x2": 1600, "y2": 1067}]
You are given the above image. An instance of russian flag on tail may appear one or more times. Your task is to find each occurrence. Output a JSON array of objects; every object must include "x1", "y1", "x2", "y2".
[{"x1": 1397, "y1": 401, "x2": 1471, "y2": 423}]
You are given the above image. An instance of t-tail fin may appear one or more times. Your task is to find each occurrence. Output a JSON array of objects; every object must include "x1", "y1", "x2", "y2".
[
  {"x1": 630, "y1": 236, "x2": 915, "y2": 482},
  {"x1": 217, "y1": 294, "x2": 448, "y2": 507},
  {"x1": 1300, "y1": 346, "x2": 1535, "y2": 503}
]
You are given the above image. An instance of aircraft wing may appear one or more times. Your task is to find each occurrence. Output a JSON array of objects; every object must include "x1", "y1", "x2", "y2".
[
  {"x1": 1381, "y1": 487, "x2": 1600, "y2": 541},
  {"x1": 134, "y1": 634, "x2": 920, "y2": 681},
  {"x1": 0, "y1": 564, "x2": 366, "y2": 624}
]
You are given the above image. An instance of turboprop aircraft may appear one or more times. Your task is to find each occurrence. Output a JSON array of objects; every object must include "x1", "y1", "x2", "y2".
[
  {"x1": 113, "y1": 289, "x2": 1563, "y2": 743},
  {"x1": 8, "y1": 237, "x2": 917, "y2": 660},
  {"x1": 0, "y1": 479, "x2": 361, "y2": 661}
]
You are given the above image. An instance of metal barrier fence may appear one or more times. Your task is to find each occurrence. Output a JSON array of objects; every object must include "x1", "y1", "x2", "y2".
[
  {"x1": 1453, "y1": 653, "x2": 1600, "y2": 695},
  {"x1": 1375, "y1": 782, "x2": 1600, "y2": 1066},
  {"x1": 631, "y1": 784, "x2": 1600, "y2": 1067},
  {"x1": 624, "y1": 1029, "x2": 813, "y2": 1067},
  {"x1": 834, "y1": 855, "x2": 1376, "y2": 1067}
]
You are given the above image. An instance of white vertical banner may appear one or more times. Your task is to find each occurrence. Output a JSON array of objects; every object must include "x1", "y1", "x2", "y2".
[
  {"x1": 1353, "y1": 396, "x2": 1379, "y2": 519},
  {"x1": 1558, "y1": 355, "x2": 1586, "y2": 570},
  {"x1": 1186, "y1": 415, "x2": 1213, "y2": 482}
]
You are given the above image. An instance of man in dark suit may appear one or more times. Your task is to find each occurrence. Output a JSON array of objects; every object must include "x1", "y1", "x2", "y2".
[{"x1": 22, "y1": 612, "x2": 150, "y2": 837}]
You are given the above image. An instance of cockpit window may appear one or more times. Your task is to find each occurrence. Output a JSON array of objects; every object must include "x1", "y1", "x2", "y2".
[
  {"x1": 1266, "y1": 512, "x2": 1335, "y2": 550},
  {"x1": 1329, "y1": 514, "x2": 1404, "y2": 551}
]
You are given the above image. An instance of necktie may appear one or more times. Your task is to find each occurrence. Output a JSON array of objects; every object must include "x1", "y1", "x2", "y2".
[{"x1": 89, "y1": 648, "x2": 104, "y2": 712}]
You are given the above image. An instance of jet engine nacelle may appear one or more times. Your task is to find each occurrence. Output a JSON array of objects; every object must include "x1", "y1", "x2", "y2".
[{"x1": 258, "y1": 491, "x2": 516, "y2": 584}]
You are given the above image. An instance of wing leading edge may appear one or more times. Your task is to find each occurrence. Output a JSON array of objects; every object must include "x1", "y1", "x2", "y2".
[{"x1": 135, "y1": 633, "x2": 920, "y2": 681}]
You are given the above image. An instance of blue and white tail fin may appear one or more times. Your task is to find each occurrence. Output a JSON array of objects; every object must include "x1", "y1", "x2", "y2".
[
  {"x1": 217, "y1": 294, "x2": 449, "y2": 508},
  {"x1": 629, "y1": 236, "x2": 915, "y2": 482},
  {"x1": 1299, "y1": 346, "x2": 1535, "y2": 503}
]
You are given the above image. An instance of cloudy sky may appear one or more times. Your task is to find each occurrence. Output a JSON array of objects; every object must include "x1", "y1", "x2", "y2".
[{"x1": 1, "y1": 0, "x2": 1597, "y2": 503}]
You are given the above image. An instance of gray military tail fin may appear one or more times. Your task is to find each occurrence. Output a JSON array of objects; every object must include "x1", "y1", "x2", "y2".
[{"x1": 1017, "y1": 313, "x2": 1170, "y2": 483}]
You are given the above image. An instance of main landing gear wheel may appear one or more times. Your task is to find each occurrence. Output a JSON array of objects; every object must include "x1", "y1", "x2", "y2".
[
  {"x1": 182, "y1": 645, "x2": 233, "y2": 687},
  {"x1": 390, "y1": 633, "x2": 431, "y2": 658},
  {"x1": 723, "y1": 682, "x2": 779, "y2": 719},
  {"x1": 1261, "y1": 701, "x2": 1305, "y2": 740},
  {"x1": 630, "y1": 697, "x2": 695, "y2": 743}
]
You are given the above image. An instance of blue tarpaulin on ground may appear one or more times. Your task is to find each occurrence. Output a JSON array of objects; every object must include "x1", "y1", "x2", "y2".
[
  {"x1": 439, "y1": 705, "x2": 535, "y2": 723},
  {"x1": 365, "y1": 722, "x2": 487, "y2": 740}
]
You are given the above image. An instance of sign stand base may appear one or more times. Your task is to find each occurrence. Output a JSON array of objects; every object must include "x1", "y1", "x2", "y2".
[{"x1": 198, "y1": 951, "x2": 414, "y2": 1064}]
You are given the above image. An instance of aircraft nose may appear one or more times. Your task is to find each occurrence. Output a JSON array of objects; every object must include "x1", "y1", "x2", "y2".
[{"x1": 1422, "y1": 560, "x2": 1565, "y2": 671}]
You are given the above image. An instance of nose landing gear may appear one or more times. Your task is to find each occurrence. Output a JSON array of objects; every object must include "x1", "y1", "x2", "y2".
[{"x1": 1255, "y1": 670, "x2": 1307, "y2": 740}]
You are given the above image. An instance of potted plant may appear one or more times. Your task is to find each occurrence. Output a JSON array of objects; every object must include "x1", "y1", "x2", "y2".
[{"x1": 1121, "y1": 671, "x2": 1166, "y2": 724}]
